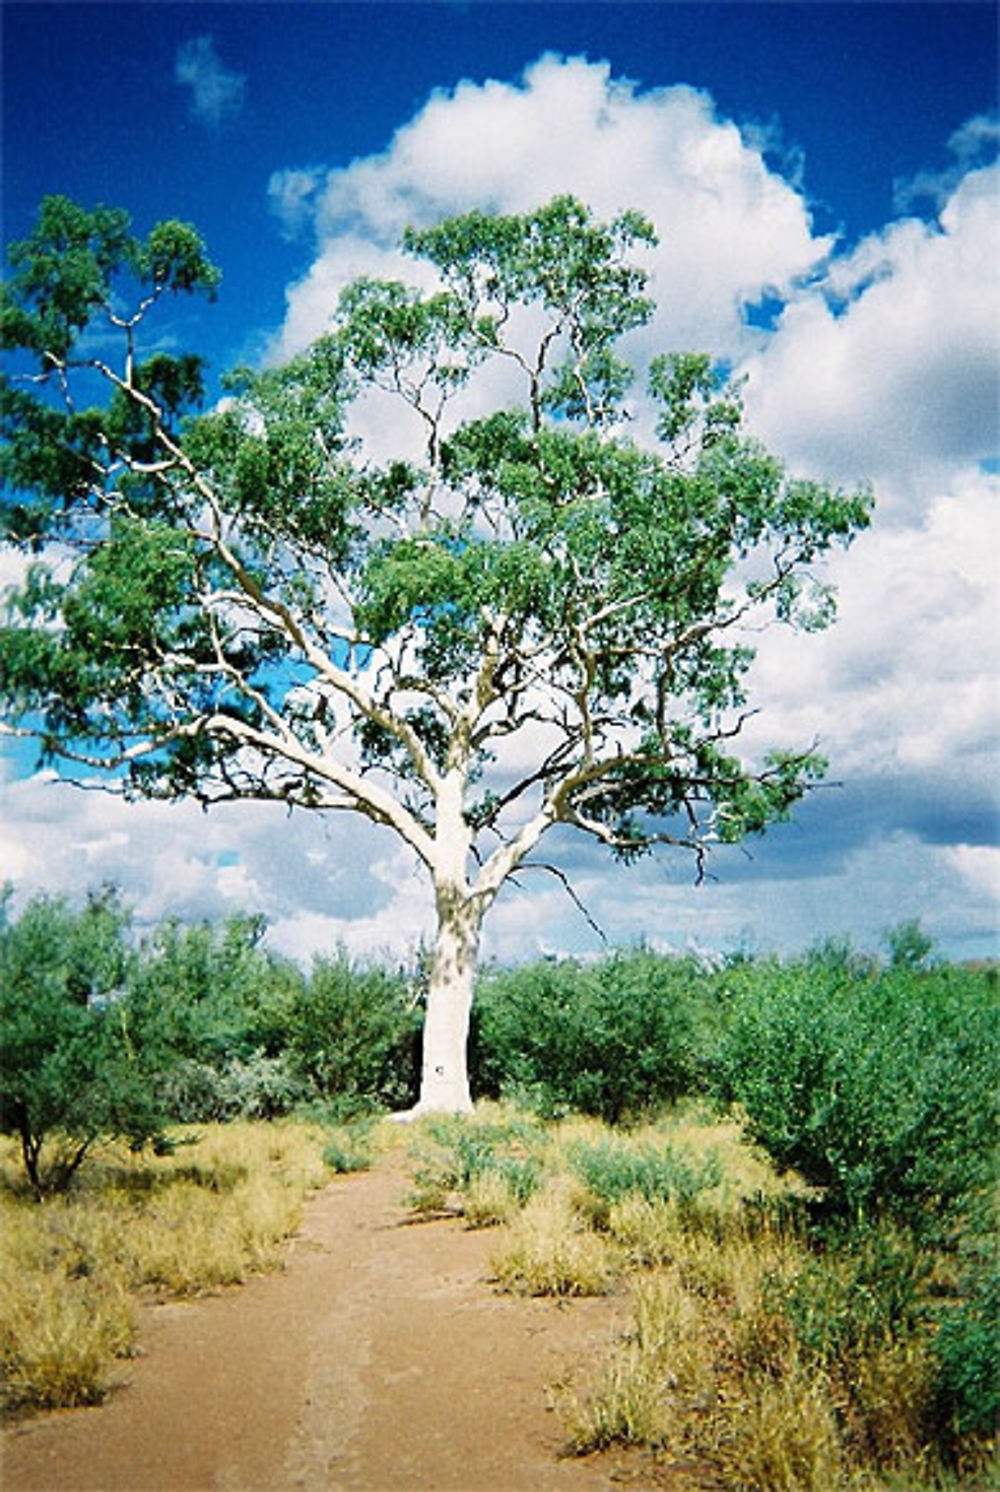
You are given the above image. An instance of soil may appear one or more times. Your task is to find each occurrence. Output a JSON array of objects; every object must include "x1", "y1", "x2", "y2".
[{"x1": 2, "y1": 1153, "x2": 689, "y2": 1492}]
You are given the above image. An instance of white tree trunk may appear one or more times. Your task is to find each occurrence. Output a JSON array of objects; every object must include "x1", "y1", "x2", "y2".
[{"x1": 413, "y1": 884, "x2": 484, "y2": 1114}]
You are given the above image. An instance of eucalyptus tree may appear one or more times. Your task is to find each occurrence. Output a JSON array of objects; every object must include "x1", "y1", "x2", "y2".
[{"x1": 1, "y1": 194, "x2": 871, "y2": 1112}]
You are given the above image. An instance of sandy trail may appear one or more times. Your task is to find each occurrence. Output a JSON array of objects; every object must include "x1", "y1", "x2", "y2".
[{"x1": 3, "y1": 1156, "x2": 653, "y2": 1492}]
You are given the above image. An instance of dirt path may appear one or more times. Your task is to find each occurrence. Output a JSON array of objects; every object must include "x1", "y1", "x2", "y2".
[{"x1": 3, "y1": 1156, "x2": 658, "y2": 1492}]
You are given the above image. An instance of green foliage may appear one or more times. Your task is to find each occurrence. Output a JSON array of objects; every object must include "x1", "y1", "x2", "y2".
[
  {"x1": 567, "y1": 1135, "x2": 721, "y2": 1212},
  {"x1": 885, "y1": 918, "x2": 936, "y2": 970},
  {"x1": 286, "y1": 952, "x2": 421, "y2": 1117},
  {"x1": 407, "y1": 1112, "x2": 546, "y2": 1214},
  {"x1": 124, "y1": 912, "x2": 300, "y2": 1072},
  {"x1": 160, "y1": 1051, "x2": 310, "y2": 1123},
  {"x1": 932, "y1": 1250, "x2": 1000, "y2": 1439},
  {"x1": 772, "y1": 1225, "x2": 932, "y2": 1367},
  {"x1": 2, "y1": 190, "x2": 871, "y2": 892},
  {"x1": 473, "y1": 950, "x2": 715, "y2": 1122},
  {"x1": 713, "y1": 957, "x2": 999, "y2": 1233},
  {"x1": 0, "y1": 889, "x2": 166, "y2": 1192},
  {"x1": 322, "y1": 1121, "x2": 375, "y2": 1174}
]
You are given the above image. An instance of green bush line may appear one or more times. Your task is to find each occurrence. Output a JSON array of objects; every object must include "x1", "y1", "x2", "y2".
[{"x1": 4, "y1": 880, "x2": 997, "y2": 1465}]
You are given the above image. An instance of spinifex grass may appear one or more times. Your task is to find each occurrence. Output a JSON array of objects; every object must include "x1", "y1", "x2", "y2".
[
  {"x1": 489, "y1": 1178, "x2": 620, "y2": 1296},
  {"x1": 423, "y1": 1104, "x2": 994, "y2": 1490},
  {"x1": 0, "y1": 1121, "x2": 332, "y2": 1413}
]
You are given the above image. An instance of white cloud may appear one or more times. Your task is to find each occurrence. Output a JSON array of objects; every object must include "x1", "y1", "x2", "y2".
[
  {"x1": 743, "y1": 465, "x2": 1000, "y2": 785},
  {"x1": 946, "y1": 844, "x2": 1000, "y2": 904},
  {"x1": 267, "y1": 845, "x2": 433, "y2": 965},
  {"x1": 0, "y1": 767, "x2": 405, "y2": 951},
  {"x1": 175, "y1": 36, "x2": 246, "y2": 129},
  {"x1": 743, "y1": 164, "x2": 1000, "y2": 505},
  {"x1": 268, "y1": 167, "x2": 325, "y2": 240},
  {"x1": 269, "y1": 55, "x2": 828, "y2": 364}
]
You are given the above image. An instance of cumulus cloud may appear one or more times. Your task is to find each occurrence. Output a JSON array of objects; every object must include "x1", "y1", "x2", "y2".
[
  {"x1": 742, "y1": 164, "x2": 1000, "y2": 505},
  {"x1": 743, "y1": 466, "x2": 1000, "y2": 782},
  {"x1": 268, "y1": 55, "x2": 829, "y2": 364},
  {"x1": 0, "y1": 767, "x2": 403, "y2": 952},
  {"x1": 175, "y1": 36, "x2": 246, "y2": 128}
]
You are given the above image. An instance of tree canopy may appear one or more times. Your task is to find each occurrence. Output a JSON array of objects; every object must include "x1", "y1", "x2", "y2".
[{"x1": 1, "y1": 192, "x2": 872, "y2": 1111}]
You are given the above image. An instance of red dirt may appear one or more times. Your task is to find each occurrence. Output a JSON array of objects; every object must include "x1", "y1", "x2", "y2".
[{"x1": 2, "y1": 1155, "x2": 682, "y2": 1491}]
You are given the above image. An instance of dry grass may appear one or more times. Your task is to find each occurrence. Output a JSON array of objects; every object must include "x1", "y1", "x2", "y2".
[
  {"x1": 462, "y1": 1167, "x2": 526, "y2": 1228},
  {"x1": 564, "y1": 1258, "x2": 858, "y2": 1487},
  {"x1": 0, "y1": 1121, "x2": 331, "y2": 1413},
  {"x1": 490, "y1": 1178, "x2": 620, "y2": 1297},
  {"x1": 509, "y1": 1106, "x2": 990, "y2": 1492}
]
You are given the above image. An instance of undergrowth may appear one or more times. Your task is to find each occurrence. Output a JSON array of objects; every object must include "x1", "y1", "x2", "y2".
[
  {"x1": 0, "y1": 1120, "x2": 335, "y2": 1413},
  {"x1": 404, "y1": 1103, "x2": 998, "y2": 1490}
]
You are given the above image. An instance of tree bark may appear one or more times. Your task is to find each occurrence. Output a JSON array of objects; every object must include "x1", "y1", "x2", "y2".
[{"x1": 412, "y1": 883, "x2": 485, "y2": 1114}]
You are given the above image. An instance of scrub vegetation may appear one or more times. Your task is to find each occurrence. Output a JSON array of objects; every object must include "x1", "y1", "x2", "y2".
[
  {"x1": 405, "y1": 1093, "x2": 997, "y2": 1489},
  {"x1": 1, "y1": 890, "x2": 996, "y2": 1485},
  {"x1": 0, "y1": 1121, "x2": 332, "y2": 1411}
]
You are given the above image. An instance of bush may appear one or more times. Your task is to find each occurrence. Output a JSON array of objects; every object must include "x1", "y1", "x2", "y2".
[
  {"x1": 0, "y1": 890, "x2": 167, "y2": 1193},
  {"x1": 712, "y1": 958, "x2": 999, "y2": 1233},
  {"x1": 932, "y1": 1249, "x2": 1000, "y2": 1441},
  {"x1": 322, "y1": 1122, "x2": 375, "y2": 1174},
  {"x1": 771, "y1": 1224, "x2": 931, "y2": 1368},
  {"x1": 406, "y1": 1112, "x2": 545, "y2": 1217},
  {"x1": 474, "y1": 950, "x2": 713, "y2": 1122},
  {"x1": 287, "y1": 951, "x2": 421, "y2": 1116},
  {"x1": 124, "y1": 913, "x2": 302, "y2": 1073},
  {"x1": 568, "y1": 1135, "x2": 721, "y2": 1217}
]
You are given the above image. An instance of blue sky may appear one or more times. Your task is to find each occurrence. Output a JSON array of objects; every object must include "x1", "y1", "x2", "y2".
[{"x1": 2, "y1": 2, "x2": 998, "y2": 964}]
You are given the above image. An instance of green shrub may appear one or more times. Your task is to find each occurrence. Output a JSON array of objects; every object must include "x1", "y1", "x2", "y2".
[
  {"x1": 772, "y1": 1224, "x2": 931, "y2": 1367},
  {"x1": 123, "y1": 913, "x2": 302, "y2": 1072},
  {"x1": 0, "y1": 890, "x2": 167, "y2": 1193},
  {"x1": 568, "y1": 1135, "x2": 721, "y2": 1214},
  {"x1": 407, "y1": 1113, "x2": 546, "y2": 1215},
  {"x1": 322, "y1": 1122, "x2": 375, "y2": 1174},
  {"x1": 932, "y1": 1249, "x2": 1000, "y2": 1440},
  {"x1": 712, "y1": 959, "x2": 998, "y2": 1232},
  {"x1": 474, "y1": 950, "x2": 714, "y2": 1122},
  {"x1": 287, "y1": 952, "x2": 420, "y2": 1115}
]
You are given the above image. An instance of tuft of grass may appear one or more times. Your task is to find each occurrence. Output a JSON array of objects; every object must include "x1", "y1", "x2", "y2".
[
  {"x1": 0, "y1": 1121, "x2": 331, "y2": 1414},
  {"x1": 490, "y1": 1180, "x2": 619, "y2": 1297},
  {"x1": 605, "y1": 1193, "x2": 683, "y2": 1269},
  {"x1": 0, "y1": 1250, "x2": 137, "y2": 1410},
  {"x1": 730, "y1": 1365, "x2": 846, "y2": 1492},
  {"x1": 404, "y1": 1107, "x2": 547, "y2": 1221},
  {"x1": 564, "y1": 1268, "x2": 721, "y2": 1456},
  {"x1": 323, "y1": 1121, "x2": 375, "y2": 1175},
  {"x1": 462, "y1": 1167, "x2": 525, "y2": 1228}
]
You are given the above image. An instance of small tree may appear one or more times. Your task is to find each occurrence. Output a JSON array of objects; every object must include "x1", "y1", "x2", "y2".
[
  {"x1": 885, "y1": 918, "x2": 936, "y2": 970},
  {"x1": 0, "y1": 888, "x2": 164, "y2": 1192},
  {"x1": 1, "y1": 194, "x2": 871, "y2": 1113}
]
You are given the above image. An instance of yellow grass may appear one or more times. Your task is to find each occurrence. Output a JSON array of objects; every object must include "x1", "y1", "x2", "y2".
[
  {"x1": 490, "y1": 1178, "x2": 620, "y2": 1297},
  {"x1": 0, "y1": 1121, "x2": 331, "y2": 1413},
  {"x1": 519, "y1": 1105, "x2": 983, "y2": 1491}
]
